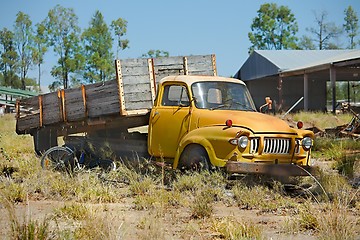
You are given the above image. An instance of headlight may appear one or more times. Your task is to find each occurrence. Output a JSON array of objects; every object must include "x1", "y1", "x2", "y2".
[
  {"x1": 238, "y1": 136, "x2": 249, "y2": 149},
  {"x1": 302, "y1": 137, "x2": 313, "y2": 150}
]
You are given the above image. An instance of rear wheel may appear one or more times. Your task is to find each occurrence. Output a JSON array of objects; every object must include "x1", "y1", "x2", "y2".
[
  {"x1": 179, "y1": 145, "x2": 210, "y2": 171},
  {"x1": 88, "y1": 159, "x2": 116, "y2": 172},
  {"x1": 40, "y1": 146, "x2": 75, "y2": 172}
]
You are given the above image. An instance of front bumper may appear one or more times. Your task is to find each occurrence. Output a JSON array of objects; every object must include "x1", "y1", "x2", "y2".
[{"x1": 225, "y1": 161, "x2": 315, "y2": 176}]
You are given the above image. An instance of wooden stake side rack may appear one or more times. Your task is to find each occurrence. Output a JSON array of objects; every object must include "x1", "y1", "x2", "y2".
[{"x1": 16, "y1": 54, "x2": 217, "y2": 136}]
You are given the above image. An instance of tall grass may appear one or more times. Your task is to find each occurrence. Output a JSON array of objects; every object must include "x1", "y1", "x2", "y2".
[
  {"x1": 288, "y1": 111, "x2": 353, "y2": 129},
  {"x1": 1, "y1": 113, "x2": 359, "y2": 239}
]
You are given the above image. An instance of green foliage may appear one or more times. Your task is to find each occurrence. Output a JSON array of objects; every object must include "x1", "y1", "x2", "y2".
[
  {"x1": 298, "y1": 35, "x2": 316, "y2": 50},
  {"x1": 248, "y1": 3, "x2": 298, "y2": 52},
  {"x1": 82, "y1": 10, "x2": 114, "y2": 83},
  {"x1": 0, "y1": 28, "x2": 20, "y2": 88},
  {"x1": 33, "y1": 22, "x2": 48, "y2": 89},
  {"x1": 54, "y1": 202, "x2": 92, "y2": 220},
  {"x1": 305, "y1": 11, "x2": 343, "y2": 50},
  {"x1": 44, "y1": 5, "x2": 84, "y2": 89},
  {"x1": 344, "y1": 6, "x2": 359, "y2": 49},
  {"x1": 142, "y1": 49, "x2": 169, "y2": 58},
  {"x1": 14, "y1": 11, "x2": 35, "y2": 90},
  {"x1": 190, "y1": 188, "x2": 214, "y2": 219},
  {"x1": 111, "y1": 18, "x2": 129, "y2": 58}
]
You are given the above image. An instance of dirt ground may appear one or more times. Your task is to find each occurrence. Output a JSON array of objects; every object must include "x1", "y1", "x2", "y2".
[{"x1": 0, "y1": 193, "x2": 319, "y2": 239}]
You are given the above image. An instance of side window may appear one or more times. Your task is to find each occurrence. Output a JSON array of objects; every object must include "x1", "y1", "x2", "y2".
[{"x1": 161, "y1": 85, "x2": 190, "y2": 106}]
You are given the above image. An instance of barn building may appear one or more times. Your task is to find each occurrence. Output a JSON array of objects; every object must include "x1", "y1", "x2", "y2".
[{"x1": 234, "y1": 50, "x2": 360, "y2": 112}]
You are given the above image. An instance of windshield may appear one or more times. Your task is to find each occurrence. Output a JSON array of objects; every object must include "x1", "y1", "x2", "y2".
[{"x1": 191, "y1": 81, "x2": 256, "y2": 111}]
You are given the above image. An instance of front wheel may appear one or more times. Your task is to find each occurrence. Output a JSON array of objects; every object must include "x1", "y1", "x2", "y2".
[{"x1": 179, "y1": 145, "x2": 210, "y2": 171}]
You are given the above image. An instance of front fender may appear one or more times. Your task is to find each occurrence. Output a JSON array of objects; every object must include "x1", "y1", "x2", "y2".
[{"x1": 173, "y1": 126, "x2": 247, "y2": 169}]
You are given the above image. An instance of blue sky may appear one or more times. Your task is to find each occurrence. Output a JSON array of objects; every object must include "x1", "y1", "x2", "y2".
[{"x1": 1, "y1": 0, "x2": 359, "y2": 87}]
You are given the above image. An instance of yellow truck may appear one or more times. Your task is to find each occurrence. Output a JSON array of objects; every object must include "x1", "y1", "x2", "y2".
[{"x1": 16, "y1": 55, "x2": 314, "y2": 176}]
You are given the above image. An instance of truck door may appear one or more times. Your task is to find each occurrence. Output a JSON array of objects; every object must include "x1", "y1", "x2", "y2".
[{"x1": 148, "y1": 83, "x2": 191, "y2": 158}]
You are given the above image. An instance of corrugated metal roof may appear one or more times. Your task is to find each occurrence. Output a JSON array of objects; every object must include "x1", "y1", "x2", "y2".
[
  {"x1": 237, "y1": 49, "x2": 360, "y2": 81},
  {"x1": 256, "y1": 50, "x2": 360, "y2": 71}
]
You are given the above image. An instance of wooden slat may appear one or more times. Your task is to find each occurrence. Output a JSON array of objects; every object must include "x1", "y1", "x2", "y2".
[{"x1": 42, "y1": 92, "x2": 62, "y2": 125}]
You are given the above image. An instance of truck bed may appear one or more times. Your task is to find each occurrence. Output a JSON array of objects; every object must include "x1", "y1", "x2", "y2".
[{"x1": 16, "y1": 55, "x2": 217, "y2": 135}]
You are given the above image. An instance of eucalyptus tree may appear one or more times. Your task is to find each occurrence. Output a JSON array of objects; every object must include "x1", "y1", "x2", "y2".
[
  {"x1": 32, "y1": 23, "x2": 48, "y2": 90},
  {"x1": 111, "y1": 18, "x2": 129, "y2": 58},
  {"x1": 306, "y1": 11, "x2": 343, "y2": 50},
  {"x1": 248, "y1": 3, "x2": 299, "y2": 52},
  {"x1": 44, "y1": 5, "x2": 84, "y2": 89},
  {"x1": 13, "y1": 11, "x2": 34, "y2": 90},
  {"x1": 0, "y1": 28, "x2": 20, "y2": 88},
  {"x1": 344, "y1": 6, "x2": 359, "y2": 49},
  {"x1": 82, "y1": 10, "x2": 114, "y2": 83}
]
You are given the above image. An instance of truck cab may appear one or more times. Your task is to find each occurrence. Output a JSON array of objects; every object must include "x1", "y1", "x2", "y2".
[{"x1": 148, "y1": 75, "x2": 314, "y2": 175}]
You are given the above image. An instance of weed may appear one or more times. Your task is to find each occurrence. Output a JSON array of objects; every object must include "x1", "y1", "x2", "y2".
[
  {"x1": 0, "y1": 194, "x2": 52, "y2": 239},
  {"x1": 0, "y1": 179, "x2": 27, "y2": 203},
  {"x1": 137, "y1": 213, "x2": 165, "y2": 240},
  {"x1": 289, "y1": 111, "x2": 352, "y2": 129},
  {"x1": 53, "y1": 202, "x2": 92, "y2": 220},
  {"x1": 211, "y1": 216, "x2": 263, "y2": 240},
  {"x1": 317, "y1": 203, "x2": 358, "y2": 240},
  {"x1": 232, "y1": 183, "x2": 297, "y2": 213},
  {"x1": 190, "y1": 188, "x2": 214, "y2": 219}
]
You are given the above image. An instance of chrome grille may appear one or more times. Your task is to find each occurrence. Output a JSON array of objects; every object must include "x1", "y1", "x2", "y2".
[
  {"x1": 263, "y1": 138, "x2": 290, "y2": 154},
  {"x1": 250, "y1": 138, "x2": 259, "y2": 153}
]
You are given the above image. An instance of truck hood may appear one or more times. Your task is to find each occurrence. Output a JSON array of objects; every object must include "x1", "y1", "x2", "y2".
[{"x1": 196, "y1": 110, "x2": 296, "y2": 134}]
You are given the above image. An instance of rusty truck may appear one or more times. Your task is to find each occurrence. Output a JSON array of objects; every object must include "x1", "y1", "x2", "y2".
[{"x1": 16, "y1": 55, "x2": 314, "y2": 175}]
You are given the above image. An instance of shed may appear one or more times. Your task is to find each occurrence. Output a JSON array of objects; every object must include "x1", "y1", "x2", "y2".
[{"x1": 234, "y1": 50, "x2": 360, "y2": 112}]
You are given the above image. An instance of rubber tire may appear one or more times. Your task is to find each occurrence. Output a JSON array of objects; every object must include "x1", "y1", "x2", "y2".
[
  {"x1": 40, "y1": 146, "x2": 75, "y2": 173},
  {"x1": 88, "y1": 159, "x2": 116, "y2": 172},
  {"x1": 179, "y1": 145, "x2": 210, "y2": 171}
]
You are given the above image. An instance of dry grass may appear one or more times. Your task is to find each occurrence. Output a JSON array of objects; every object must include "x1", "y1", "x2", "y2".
[
  {"x1": 287, "y1": 111, "x2": 353, "y2": 129},
  {"x1": 0, "y1": 113, "x2": 359, "y2": 239}
]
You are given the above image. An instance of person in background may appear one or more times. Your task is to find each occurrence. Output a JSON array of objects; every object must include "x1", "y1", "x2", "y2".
[{"x1": 0, "y1": 104, "x2": 5, "y2": 116}]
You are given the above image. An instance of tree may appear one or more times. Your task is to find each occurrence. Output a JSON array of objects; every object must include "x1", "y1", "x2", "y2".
[
  {"x1": 248, "y1": 3, "x2": 298, "y2": 52},
  {"x1": 111, "y1": 18, "x2": 129, "y2": 58},
  {"x1": 298, "y1": 36, "x2": 316, "y2": 50},
  {"x1": 44, "y1": 5, "x2": 84, "y2": 89},
  {"x1": 142, "y1": 49, "x2": 169, "y2": 58},
  {"x1": 305, "y1": 11, "x2": 343, "y2": 50},
  {"x1": 344, "y1": 6, "x2": 359, "y2": 49},
  {"x1": 82, "y1": 10, "x2": 114, "y2": 83},
  {"x1": 33, "y1": 22, "x2": 48, "y2": 91},
  {"x1": 0, "y1": 28, "x2": 20, "y2": 88},
  {"x1": 13, "y1": 11, "x2": 35, "y2": 90}
]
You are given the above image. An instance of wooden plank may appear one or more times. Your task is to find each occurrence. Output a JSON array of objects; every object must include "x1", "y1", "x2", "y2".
[
  {"x1": 64, "y1": 88, "x2": 86, "y2": 122},
  {"x1": 120, "y1": 58, "x2": 149, "y2": 67},
  {"x1": 121, "y1": 65, "x2": 150, "y2": 76},
  {"x1": 122, "y1": 75, "x2": 153, "y2": 85},
  {"x1": 42, "y1": 92, "x2": 62, "y2": 125},
  {"x1": 153, "y1": 56, "x2": 183, "y2": 66},
  {"x1": 17, "y1": 113, "x2": 40, "y2": 131}
]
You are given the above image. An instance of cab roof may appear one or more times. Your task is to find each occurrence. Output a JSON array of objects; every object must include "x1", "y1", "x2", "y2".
[{"x1": 159, "y1": 75, "x2": 246, "y2": 86}]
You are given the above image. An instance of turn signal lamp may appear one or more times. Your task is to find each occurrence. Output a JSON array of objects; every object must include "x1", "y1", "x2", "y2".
[{"x1": 297, "y1": 121, "x2": 304, "y2": 129}]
